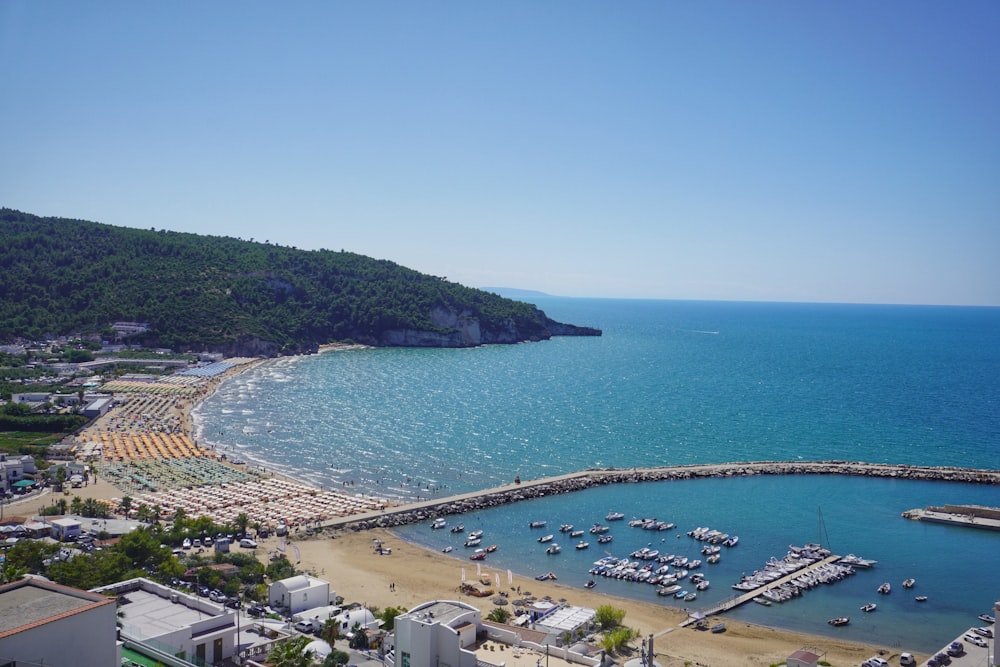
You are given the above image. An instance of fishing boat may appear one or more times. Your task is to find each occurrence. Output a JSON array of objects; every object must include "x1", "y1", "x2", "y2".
[
  {"x1": 861, "y1": 603, "x2": 877, "y2": 613},
  {"x1": 828, "y1": 617, "x2": 850, "y2": 627}
]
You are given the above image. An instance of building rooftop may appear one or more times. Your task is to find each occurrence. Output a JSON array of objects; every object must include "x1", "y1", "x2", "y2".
[
  {"x1": 0, "y1": 579, "x2": 114, "y2": 637},
  {"x1": 405, "y1": 600, "x2": 477, "y2": 627},
  {"x1": 117, "y1": 587, "x2": 229, "y2": 640}
]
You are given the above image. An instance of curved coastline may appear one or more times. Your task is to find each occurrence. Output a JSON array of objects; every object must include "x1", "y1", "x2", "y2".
[{"x1": 317, "y1": 460, "x2": 1000, "y2": 531}]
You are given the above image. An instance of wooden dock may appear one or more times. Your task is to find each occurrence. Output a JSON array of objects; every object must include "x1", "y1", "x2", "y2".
[{"x1": 679, "y1": 554, "x2": 842, "y2": 626}]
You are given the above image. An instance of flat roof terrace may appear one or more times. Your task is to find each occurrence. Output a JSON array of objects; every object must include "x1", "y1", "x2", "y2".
[{"x1": 118, "y1": 588, "x2": 230, "y2": 640}]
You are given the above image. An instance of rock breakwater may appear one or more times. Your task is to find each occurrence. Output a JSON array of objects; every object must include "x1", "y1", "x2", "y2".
[{"x1": 322, "y1": 460, "x2": 1000, "y2": 532}]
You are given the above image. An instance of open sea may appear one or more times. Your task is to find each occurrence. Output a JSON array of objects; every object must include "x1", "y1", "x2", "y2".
[{"x1": 191, "y1": 298, "x2": 1000, "y2": 653}]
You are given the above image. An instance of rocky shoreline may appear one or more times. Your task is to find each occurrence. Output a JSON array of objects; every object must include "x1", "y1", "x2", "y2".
[{"x1": 330, "y1": 460, "x2": 1000, "y2": 531}]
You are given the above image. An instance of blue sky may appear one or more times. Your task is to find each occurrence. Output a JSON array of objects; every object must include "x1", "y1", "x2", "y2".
[{"x1": 2, "y1": 2, "x2": 998, "y2": 306}]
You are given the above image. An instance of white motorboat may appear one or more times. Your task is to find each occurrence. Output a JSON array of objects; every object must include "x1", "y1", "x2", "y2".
[
  {"x1": 861, "y1": 603, "x2": 877, "y2": 612},
  {"x1": 546, "y1": 543, "x2": 562, "y2": 555},
  {"x1": 431, "y1": 518, "x2": 447, "y2": 529},
  {"x1": 606, "y1": 511, "x2": 626, "y2": 521},
  {"x1": 575, "y1": 541, "x2": 590, "y2": 550},
  {"x1": 538, "y1": 534, "x2": 554, "y2": 543}
]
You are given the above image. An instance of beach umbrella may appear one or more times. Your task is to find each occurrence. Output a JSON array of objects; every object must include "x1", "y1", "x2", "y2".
[{"x1": 493, "y1": 597, "x2": 508, "y2": 605}]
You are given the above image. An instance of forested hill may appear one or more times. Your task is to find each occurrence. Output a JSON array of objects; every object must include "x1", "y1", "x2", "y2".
[{"x1": 0, "y1": 209, "x2": 600, "y2": 355}]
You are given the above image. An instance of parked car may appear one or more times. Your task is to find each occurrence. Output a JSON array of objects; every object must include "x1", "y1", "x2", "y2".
[
  {"x1": 294, "y1": 618, "x2": 321, "y2": 634},
  {"x1": 248, "y1": 604, "x2": 267, "y2": 618},
  {"x1": 899, "y1": 653, "x2": 915, "y2": 666},
  {"x1": 946, "y1": 642, "x2": 964, "y2": 657},
  {"x1": 239, "y1": 538, "x2": 258, "y2": 549}
]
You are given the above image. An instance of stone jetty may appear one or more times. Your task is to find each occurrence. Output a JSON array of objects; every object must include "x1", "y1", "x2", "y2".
[{"x1": 317, "y1": 460, "x2": 1000, "y2": 533}]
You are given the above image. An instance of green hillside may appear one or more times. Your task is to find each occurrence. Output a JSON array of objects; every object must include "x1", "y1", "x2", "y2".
[{"x1": 0, "y1": 209, "x2": 599, "y2": 355}]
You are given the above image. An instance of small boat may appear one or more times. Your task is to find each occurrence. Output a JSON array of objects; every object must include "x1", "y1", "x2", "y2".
[
  {"x1": 597, "y1": 535, "x2": 613, "y2": 544},
  {"x1": 570, "y1": 530, "x2": 585, "y2": 538},
  {"x1": 575, "y1": 541, "x2": 590, "y2": 550},
  {"x1": 468, "y1": 530, "x2": 484, "y2": 539},
  {"x1": 464, "y1": 538, "x2": 481, "y2": 547},
  {"x1": 529, "y1": 521, "x2": 547, "y2": 528},
  {"x1": 915, "y1": 596, "x2": 928, "y2": 602},
  {"x1": 584, "y1": 580, "x2": 596, "y2": 589},
  {"x1": 486, "y1": 544, "x2": 498, "y2": 553},
  {"x1": 590, "y1": 524, "x2": 611, "y2": 534},
  {"x1": 902, "y1": 578, "x2": 915, "y2": 588},
  {"x1": 828, "y1": 617, "x2": 850, "y2": 627},
  {"x1": 606, "y1": 511, "x2": 626, "y2": 521},
  {"x1": 710, "y1": 623, "x2": 726, "y2": 634},
  {"x1": 696, "y1": 580, "x2": 710, "y2": 591},
  {"x1": 861, "y1": 603, "x2": 877, "y2": 613},
  {"x1": 431, "y1": 518, "x2": 447, "y2": 529},
  {"x1": 442, "y1": 546, "x2": 453, "y2": 553},
  {"x1": 559, "y1": 524, "x2": 574, "y2": 533},
  {"x1": 683, "y1": 592, "x2": 697, "y2": 602},
  {"x1": 722, "y1": 535, "x2": 739, "y2": 547},
  {"x1": 877, "y1": 582, "x2": 891, "y2": 595},
  {"x1": 978, "y1": 613, "x2": 995, "y2": 624},
  {"x1": 450, "y1": 524, "x2": 464, "y2": 533},
  {"x1": 673, "y1": 589, "x2": 689, "y2": 599},
  {"x1": 538, "y1": 534, "x2": 554, "y2": 543},
  {"x1": 752, "y1": 596, "x2": 772, "y2": 606},
  {"x1": 546, "y1": 543, "x2": 561, "y2": 555},
  {"x1": 707, "y1": 554, "x2": 721, "y2": 564},
  {"x1": 657, "y1": 585, "x2": 681, "y2": 596},
  {"x1": 535, "y1": 572, "x2": 557, "y2": 581},
  {"x1": 469, "y1": 549, "x2": 487, "y2": 560}
]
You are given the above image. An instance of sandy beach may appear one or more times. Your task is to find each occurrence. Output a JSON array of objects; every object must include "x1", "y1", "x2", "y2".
[{"x1": 44, "y1": 356, "x2": 921, "y2": 667}]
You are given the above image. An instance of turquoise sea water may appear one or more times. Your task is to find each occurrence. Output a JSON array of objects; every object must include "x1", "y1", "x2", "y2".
[{"x1": 192, "y1": 299, "x2": 1000, "y2": 652}]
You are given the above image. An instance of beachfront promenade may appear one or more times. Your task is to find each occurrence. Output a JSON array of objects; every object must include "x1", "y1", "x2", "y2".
[{"x1": 311, "y1": 460, "x2": 1000, "y2": 533}]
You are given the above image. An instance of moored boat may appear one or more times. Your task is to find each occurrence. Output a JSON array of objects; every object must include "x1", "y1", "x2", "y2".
[
  {"x1": 584, "y1": 580, "x2": 596, "y2": 589},
  {"x1": 469, "y1": 549, "x2": 486, "y2": 560},
  {"x1": 597, "y1": 535, "x2": 613, "y2": 544},
  {"x1": 546, "y1": 543, "x2": 562, "y2": 555},
  {"x1": 442, "y1": 546, "x2": 453, "y2": 553},
  {"x1": 606, "y1": 511, "x2": 626, "y2": 521},
  {"x1": 828, "y1": 617, "x2": 850, "y2": 627},
  {"x1": 529, "y1": 520, "x2": 547, "y2": 528},
  {"x1": 538, "y1": 534, "x2": 554, "y2": 543},
  {"x1": 877, "y1": 582, "x2": 891, "y2": 595},
  {"x1": 576, "y1": 541, "x2": 590, "y2": 550},
  {"x1": 450, "y1": 524, "x2": 464, "y2": 534},
  {"x1": 902, "y1": 578, "x2": 915, "y2": 588},
  {"x1": 486, "y1": 544, "x2": 498, "y2": 553},
  {"x1": 464, "y1": 538, "x2": 481, "y2": 547},
  {"x1": 431, "y1": 518, "x2": 447, "y2": 530},
  {"x1": 861, "y1": 603, "x2": 877, "y2": 612},
  {"x1": 469, "y1": 530, "x2": 484, "y2": 539}
]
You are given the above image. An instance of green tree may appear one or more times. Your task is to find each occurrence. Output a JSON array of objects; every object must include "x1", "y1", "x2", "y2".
[
  {"x1": 597, "y1": 626, "x2": 638, "y2": 654},
  {"x1": 267, "y1": 635, "x2": 314, "y2": 667},
  {"x1": 324, "y1": 649, "x2": 350, "y2": 667},
  {"x1": 594, "y1": 604, "x2": 627, "y2": 629},
  {"x1": 377, "y1": 605, "x2": 407, "y2": 631}
]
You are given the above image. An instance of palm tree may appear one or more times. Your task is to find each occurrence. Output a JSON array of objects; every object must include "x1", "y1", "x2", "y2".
[
  {"x1": 120, "y1": 496, "x2": 133, "y2": 517},
  {"x1": 70, "y1": 495, "x2": 83, "y2": 516},
  {"x1": 486, "y1": 607, "x2": 512, "y2": 623},
  {"x1": 233, "y1": 512, "x2": 250, "y2": 538}
]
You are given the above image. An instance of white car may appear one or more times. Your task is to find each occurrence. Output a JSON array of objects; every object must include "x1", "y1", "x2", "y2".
[
  {"x1": 862, "y1": 658, "x2": 888, "y2": 667},
  {"x1": 964, "y1": 634, "x2": 988, "y2": 648},
  {"x1": 239, "y1": 538, "x2": 258, "y2": 549},
  {"x1": 899, "y1": 653, "x2": 915, "y2": 666}
]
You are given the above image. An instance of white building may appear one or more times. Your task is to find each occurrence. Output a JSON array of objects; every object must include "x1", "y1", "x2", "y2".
[
  {"x1": 268, "y1": 574, "x2": 334, "y2": 615},
  {"x1": 390, "y1": 600, "x2": 481, "y2": 667},
  {"x1": 93, "y1": 577, "x2": 237, "y2": 666},
  {"x1": 49, "y1": 517, "x2": 82, "y2": 541},
  {"x1": 0, "y1": 578, "x2": 119, "y2": 666}
]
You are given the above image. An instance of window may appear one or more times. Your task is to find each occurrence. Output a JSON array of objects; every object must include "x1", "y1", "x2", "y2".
[{"x1": 402, "y1": 652, "x2": 411, "y2": 667}]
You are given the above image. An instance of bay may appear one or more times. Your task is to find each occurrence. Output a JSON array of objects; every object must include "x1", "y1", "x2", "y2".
[{"x1": 191, "y1": 298, "x2": 1000, "y2": 652}]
